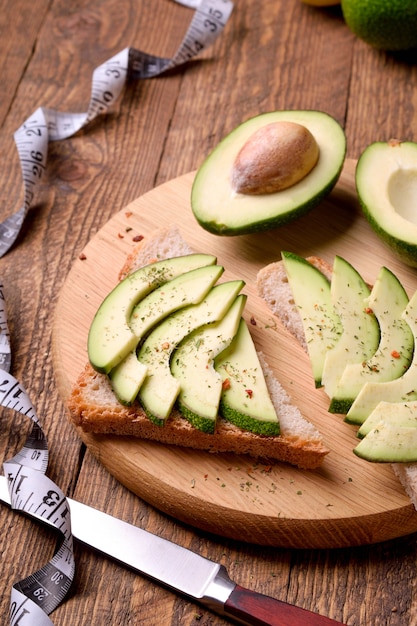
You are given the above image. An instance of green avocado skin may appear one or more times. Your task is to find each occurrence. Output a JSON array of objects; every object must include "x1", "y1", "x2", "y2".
[
  {"x1": 193, "y1": 173, "x2": 342, "y2": 237},
  {"x1": 341, "y1": 0, "x2": 417, "y2": 51},
  {"x1": 354, "y1": 424, "x2": 417, "y2": 463},
  {"x1": 358, "y1": 205, "x2": 417, "y2": 269}
]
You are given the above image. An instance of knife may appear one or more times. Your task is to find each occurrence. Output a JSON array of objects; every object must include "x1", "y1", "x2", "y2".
[{"x1": 0, "y1": 474, "x2": 345, "y2": 626}]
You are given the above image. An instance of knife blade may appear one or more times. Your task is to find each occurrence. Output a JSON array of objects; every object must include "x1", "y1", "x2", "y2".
[{"x1": 0, "y1": 474, "x2": 345, "y2": 626}]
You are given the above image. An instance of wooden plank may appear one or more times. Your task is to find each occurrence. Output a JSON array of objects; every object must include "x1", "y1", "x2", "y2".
[
  {"x1": 346, "y1": 37, "x2": 417, "y2": 158},
  {"x1": 0, "y1": 0, "x2": 51, "y2": 125}
]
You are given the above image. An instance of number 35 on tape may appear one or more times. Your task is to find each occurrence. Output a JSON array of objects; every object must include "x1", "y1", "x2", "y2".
[{"x1": 0, "y1": 0, "x2": 233, "y2": 258}]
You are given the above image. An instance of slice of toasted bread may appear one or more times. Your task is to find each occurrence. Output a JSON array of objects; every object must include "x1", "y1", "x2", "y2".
[
  {"x1": 257, "y1": 255, "x2": 417, "y2": 507},
  {"x1": 67, "y1": 225, "x2": 329, "y2": 469}
]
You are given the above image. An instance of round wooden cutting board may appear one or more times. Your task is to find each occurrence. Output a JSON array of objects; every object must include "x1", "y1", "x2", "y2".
[{"x1": 52, "y1": 159, "x2": 417, "y2": 549}]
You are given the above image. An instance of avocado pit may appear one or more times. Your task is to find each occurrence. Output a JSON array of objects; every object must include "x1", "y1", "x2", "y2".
[{"x1": 230, "y1": 121, "x2": 320, "y2": 195}]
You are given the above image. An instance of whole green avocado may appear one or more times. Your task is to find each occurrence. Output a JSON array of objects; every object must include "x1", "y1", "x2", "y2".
[{"x1": 341, "y1": 0, "x2": 417, "y2": 51}]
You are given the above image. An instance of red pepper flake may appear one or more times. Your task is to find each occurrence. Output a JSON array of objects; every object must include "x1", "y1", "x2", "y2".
[
  {"x1": 203, "y1": 474, "x2": 208, "y2": 480},
  {"x1": 79, "y1": 252, "x2": 87, "y2": 260},
  {"x1": 391, "y1": 350, "x2": 401, "y2": 359},
  {"x1": 117, "y1": 233, "x2": 124, "y2": 239},
  {"x1": 250, "y1": 316, "x2": 257, "y2": 326},
  {"x1": 222, "y1": 378, "x2": 231, "y2": 391},
  {"x1": 246, "y1": 389, "x2": 253, "y2": 399},
  {"x1": 133, "y1": 234, "x2": 144, "y2": 243},
  {"x1": 125, "y1": 211, "x2": 133, "y2": 218},
  {"x1": 364, "y1": 307, "x2": 373, "y2": 315}
]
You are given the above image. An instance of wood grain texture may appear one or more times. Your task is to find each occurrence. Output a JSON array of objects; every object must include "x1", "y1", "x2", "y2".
[
  {"x1": 2, "y1": 0, "x2": 417, "y2": 624},
  {"x1": 53, "y1": 159, "x2": 417, "y2": 549}
]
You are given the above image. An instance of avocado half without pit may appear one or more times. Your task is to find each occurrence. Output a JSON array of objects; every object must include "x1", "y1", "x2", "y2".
[
  {"x1": 191, "y1": 110, "x2": 347, "y2": 236},
  {"x1": 356, "y1": 140, "x2": 417, "y2": 268}
]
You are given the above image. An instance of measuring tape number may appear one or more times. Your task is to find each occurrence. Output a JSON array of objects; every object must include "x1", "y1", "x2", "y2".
[
  {"x1": 0, "y1": 287, "x2": 72, "y2": 626},
  {"x1": 0, "y1": 0, "x2": 233, "y2": 259}
]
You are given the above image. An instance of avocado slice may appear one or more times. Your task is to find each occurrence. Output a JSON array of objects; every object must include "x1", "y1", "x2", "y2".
[
  {"x1": 108, "y1": 264, "x2": 225, "y2": 404},
  {"x1": 88, "y1": 253, "x2": 217, "y2": 373},
  {"x1": 356, "y1": 140, "x2": 417, "y2": 267},
  {"x1": 171, "y1": 294, "x2": 247, "y2": 433},
  {"x1": 329, "y1": 266, "x2": 413, "y2": 413},
  {"x1": 321, "y1": 256, "x2": 380, "y2": 409},
  {"x1": 346, "y1": 288, "x2": 417, "y2": 425},
  {"x1": 358, "y1": 401, "x2": 417, "y2": 438},
  {"x1": 138, "y1": 280, "x2": 244, "y2": 424},
  {"x1": 191, "y1": 110, "x2": 346, "y2": 236},
  {"x1": 215, "y1": 319, "x2": 280, "y2": 436},
  {"x1": 354, "y1": 422, "x2": 417, "y2": 463},
  {"x1": 281, "y1": 251, "x2": 342, "y2": 387}
]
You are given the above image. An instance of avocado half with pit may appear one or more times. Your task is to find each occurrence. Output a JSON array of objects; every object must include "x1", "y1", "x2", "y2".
[
  {"x1": 356, "y1": 140, "x2": 417, "y2": 268},
  {"x1": 191, "y1": 110, "x2": 346, "y2": 236}
]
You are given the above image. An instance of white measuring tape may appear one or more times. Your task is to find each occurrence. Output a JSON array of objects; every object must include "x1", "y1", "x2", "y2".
[
  {"x1": 0, "y1": 289, "x2": 73, "y2": 626},
  {"x1": 0, "y1": 1, "x2": 233, "y2": 623},
  {"x1": 0, "y1": 0, "x2": 234, "y2": 258}
]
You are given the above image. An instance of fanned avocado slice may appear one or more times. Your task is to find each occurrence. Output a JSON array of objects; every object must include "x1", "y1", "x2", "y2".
[
  {"x1": 354, "y1": 422, "x2": 417, "y2": 463},
  {"x1": 171, "y1": 294, "x2": 247, "y2": 433},
  {"x1": 215, "y1": 319, "x2": 280, "y2": 436},
  {"x1": 346, "y1": 288, "x2": 417, "y2": 425},
  {"x1": 88, "y1": 253, "x2": 217, "y2": 373},
  {"x1": 321, "y1": 256, "x2": 380, "y2": 410},
  {"x1": 329, "y1": 266, "x2": 413, "y2": 413},
  {"x1": 138, "y1": 280, "x2": 244, "y2": 424},
  {"x1": 108, "y1": 264, "x2": 224, "y2": 404},
  {"x1": 281, "y1": 251, "x2": 342, "y2": 388}
]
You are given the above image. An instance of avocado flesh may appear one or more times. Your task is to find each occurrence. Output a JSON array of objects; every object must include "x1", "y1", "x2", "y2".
[
  {"x1": 138, "y1": 281, "x2": 244, "y2": 424},
  {"x1": 356, "y1": 141, "x2": 417, "y2": 268},
  {"x1": 191, "y1": 110, "x2": 346, "y2": 236},
  {"x1": 108, "y1": 264, "x2": 224, "y2": 404},
  {"x1": 109, "y1": 351, "x2": 148, "y2": 406},
  {"x1": 358, "y1": 401, "x2": 417, "y2": 438},
  {"x1": 346, "y1": 289, "x2": 417, "y2": 425},
  {"x1": 321, "y1": 256, "x2": 380, "y2": 410},
  {"x1": 354, "y1": 423, "x2": 417, "y2": 463},
  {"x1": 215, "y1": 319, "x2": 280, "y2": 436},
  {"x1": 88, "y1": 253, "x2": 217, "y2": 373},
  {"x1": 281, "y1": 251, "x2": 342, "y2": 387},
  {"x1": 329, "y1": 266, "x2": 413, "y2": 413},
  {"x1": 171, "y1": 294, "x2": 247, "y2": 433}
]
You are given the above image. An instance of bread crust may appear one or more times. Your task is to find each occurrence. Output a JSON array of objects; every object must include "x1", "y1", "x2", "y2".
[{"x1": 68, "y1": 364, "x2": 328, "y2": 470}]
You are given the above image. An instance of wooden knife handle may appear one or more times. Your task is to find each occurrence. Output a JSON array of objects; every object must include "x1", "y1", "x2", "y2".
[{"x1": 224, "y1": 584, "x2": 346, "y2": 626}]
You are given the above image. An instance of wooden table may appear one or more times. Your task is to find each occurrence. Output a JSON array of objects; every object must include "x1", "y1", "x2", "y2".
[{"x1": 1, "y1": 1, "x2": 417, "y2": 624}]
